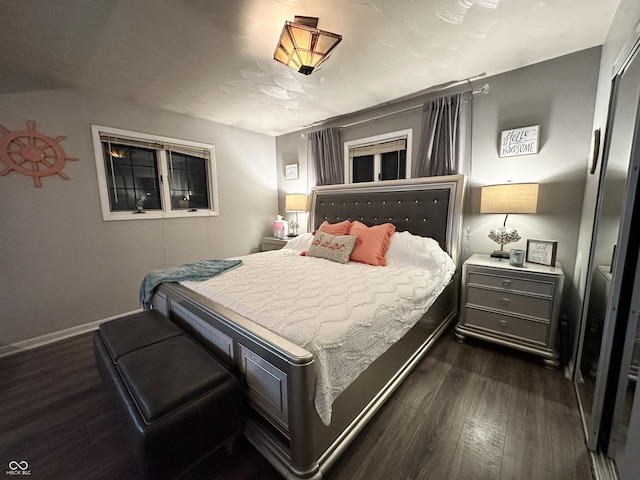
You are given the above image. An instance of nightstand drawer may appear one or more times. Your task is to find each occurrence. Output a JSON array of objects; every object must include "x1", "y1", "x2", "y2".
[
  {"x1": 468, "y1": 271, "x2": 555, "y2": 297},
  {"x1": 262, "y1": 237, "x2": 290, "y2": 251},
  {"x1": 262, "y1": 242, "x2": 284, "y2": 251},
  {"x1": 466, "y1": 286, "x2": 552, "y2": 320},
  {"x1": 465, "y1": 308, "x2": 548, "y2": 345}
]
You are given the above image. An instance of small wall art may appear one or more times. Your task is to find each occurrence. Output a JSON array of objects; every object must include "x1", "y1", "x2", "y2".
[
  {"x1": 500, "y1": 125, "x2": 540, "y2": 157},
  {"x1": 285, "y1": 163, "x2": 299, "y2": 180},
  {"x1": 0, "y1": 120, "x2": 77, "y2": 187}
]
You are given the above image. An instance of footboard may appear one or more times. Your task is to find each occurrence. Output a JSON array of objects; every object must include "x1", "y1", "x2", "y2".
[{"x1": 153, "y1": 277, "x2": 458, "y2": 479}]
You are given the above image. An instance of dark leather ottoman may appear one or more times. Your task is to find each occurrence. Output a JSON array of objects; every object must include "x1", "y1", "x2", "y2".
[{"x1": 93, "y1": 310, "x2": 241, "y2": 480}]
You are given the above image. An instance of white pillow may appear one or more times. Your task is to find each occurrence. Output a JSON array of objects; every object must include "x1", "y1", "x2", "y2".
[
  {"x1": 385, "y1": 231, "x2": 455, "y2": 271},
  {"x1": 282, "y1": 232, "x2": 313, "y2": 252}
]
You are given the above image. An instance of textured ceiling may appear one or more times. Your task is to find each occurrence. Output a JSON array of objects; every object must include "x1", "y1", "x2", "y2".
[{"x1": 0, "y1": 0, "x2": 619, "y2": 136}]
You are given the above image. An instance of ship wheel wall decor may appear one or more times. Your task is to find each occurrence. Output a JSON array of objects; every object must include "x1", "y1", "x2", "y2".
[{"x1": 0, "y1": 120, "x2": 77, "y2": 188}]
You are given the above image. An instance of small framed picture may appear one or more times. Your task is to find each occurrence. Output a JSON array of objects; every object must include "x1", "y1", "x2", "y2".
[
  {"x1": 526, "y1": 239, "x2": 558, "y2": 267},
  {"x1": 285, "y1": 163, "x2": 298, "y2": 180}
]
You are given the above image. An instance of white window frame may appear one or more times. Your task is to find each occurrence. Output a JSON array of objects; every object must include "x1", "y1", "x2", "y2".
[
  {"x1": 343, "y1": 129, "x2": 412, "y2": 184},
  {"x1": 91, "y1": 125, "x2": 219, "y2": 221}
]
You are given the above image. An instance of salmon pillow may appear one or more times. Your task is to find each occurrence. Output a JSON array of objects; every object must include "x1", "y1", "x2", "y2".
[
  {"x1": 318, "y1": 220, "x2": 352, "y2": 236},
  {"x1": 349, "y1": 221, "x2": 396, "y2": 266}
]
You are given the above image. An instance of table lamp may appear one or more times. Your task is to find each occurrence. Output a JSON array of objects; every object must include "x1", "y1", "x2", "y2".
[
  {"x1": 285, "y1": 194, "x2": 308, "y2": 236},
  {"x1": 480, "y1": 183, "x2": 539, "y2": 258}
]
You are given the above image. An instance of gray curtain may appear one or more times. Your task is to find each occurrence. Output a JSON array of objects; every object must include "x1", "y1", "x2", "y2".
[
  {"x1": 413, "y1": 91, "x2": 473, "y2": 177},
  {"x1": 309, "y1": 127, "x2": 343, "y2": 186}
]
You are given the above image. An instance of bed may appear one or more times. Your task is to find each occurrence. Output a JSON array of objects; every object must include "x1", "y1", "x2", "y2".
[{"x1": 150, "y1": 174, "x2": 465, "y2": 479}]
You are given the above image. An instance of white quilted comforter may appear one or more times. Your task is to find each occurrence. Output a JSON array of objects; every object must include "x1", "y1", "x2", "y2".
[{"x1": 181, "y1": 233, "x2": 455, "y2": 425}]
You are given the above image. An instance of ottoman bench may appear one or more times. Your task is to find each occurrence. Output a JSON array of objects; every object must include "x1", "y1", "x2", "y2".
[{"x1": 93, "y1": 310, "x2": 241, "y2": 480}]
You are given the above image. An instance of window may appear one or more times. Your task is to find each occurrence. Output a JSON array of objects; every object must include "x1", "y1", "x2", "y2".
[
  {"x1": 91, "y1": 125, "x2": 218, "y2": 221},
  {"x1": 344, "y1": 129, "x2": 412, "y2": 183}
]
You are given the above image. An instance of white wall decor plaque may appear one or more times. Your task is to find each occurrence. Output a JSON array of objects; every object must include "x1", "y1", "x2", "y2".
[{"x1": 500, "y1": 125, "x2": 540, "y2": 157}]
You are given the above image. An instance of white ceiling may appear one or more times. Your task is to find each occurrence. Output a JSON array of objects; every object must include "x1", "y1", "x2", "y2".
[{"x1": 0, "y1": 0, "x2": 619, "y2": 136}]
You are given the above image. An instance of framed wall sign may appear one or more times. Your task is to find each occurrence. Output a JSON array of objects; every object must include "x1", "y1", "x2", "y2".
[
  {"x1": 526, "y1": 239, "x2": 558, "y2": 267},
  {"x1": 285, "y1": 163, "x2": 298, "y2": 180},
  {"x1": 500, "y1": 125, "x2": 540, "y2": 157}
]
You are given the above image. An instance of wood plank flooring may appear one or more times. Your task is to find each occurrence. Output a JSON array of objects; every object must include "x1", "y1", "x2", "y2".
[{"x1": 0, "y1": 327, "x2": 592, "y2": 480}]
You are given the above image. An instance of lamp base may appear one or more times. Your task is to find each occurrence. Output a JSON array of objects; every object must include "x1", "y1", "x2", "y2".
[{"x1": 490, "y1": 250, "x2": 510, "y2": 259}]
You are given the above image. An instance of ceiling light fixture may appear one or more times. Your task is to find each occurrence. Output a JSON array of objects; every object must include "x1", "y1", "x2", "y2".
[{"x1": 273, "y1": 16, "x2": 342, "y2": 75}]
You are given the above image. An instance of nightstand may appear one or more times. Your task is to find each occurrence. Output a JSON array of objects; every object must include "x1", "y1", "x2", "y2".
[
  {"x1": 261, "y1": 236, "x2": 292, "y2": 251},
  {"x1": 455, "y1": 254, "x2": 564, "y2": 368}
]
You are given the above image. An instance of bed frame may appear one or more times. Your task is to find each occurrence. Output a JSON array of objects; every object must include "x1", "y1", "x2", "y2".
[{"x1": 152, "y1": 174, "x2": 465, "y2": 479}]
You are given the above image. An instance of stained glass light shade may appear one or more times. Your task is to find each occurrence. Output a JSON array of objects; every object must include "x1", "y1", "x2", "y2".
[{"x1": 274, "y1": 16, "x2": 342, "y2": 75}]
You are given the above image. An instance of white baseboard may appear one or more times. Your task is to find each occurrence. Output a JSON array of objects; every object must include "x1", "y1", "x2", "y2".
[{"x1": 0, "y1": 309, "x2": 143, "y2": 359}]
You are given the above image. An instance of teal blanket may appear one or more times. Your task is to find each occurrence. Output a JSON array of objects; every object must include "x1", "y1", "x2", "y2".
[{"x1": 139, "y1": 259, "x2": 242, "y2": 310}]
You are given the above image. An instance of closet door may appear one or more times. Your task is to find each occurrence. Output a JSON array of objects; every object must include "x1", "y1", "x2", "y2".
[
  {"x1": 615, "y1": 249, "x2": 640, "y2": 480},
  {"x1": 619, "y1": 356, "x2": 640, "y2": 480},
  {"x1": 607, "y1": 73, "x2": 640, "y2": 467},
  {"x1": 574, "y1": 39, "x2": 640, "y2": 452}
]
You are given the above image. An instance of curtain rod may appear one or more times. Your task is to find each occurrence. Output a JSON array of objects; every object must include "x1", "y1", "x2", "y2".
[
  {"x1": 338, "y1": 83, "x2": 489, "y2": 130},
  {"x1": 302, "y1": 82, "x2": 489, "y2": 137}
]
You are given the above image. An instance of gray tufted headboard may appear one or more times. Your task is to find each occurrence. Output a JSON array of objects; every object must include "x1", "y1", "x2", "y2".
[{"x1": 311, "y1": 175, "x2": 465, "y2": 266}]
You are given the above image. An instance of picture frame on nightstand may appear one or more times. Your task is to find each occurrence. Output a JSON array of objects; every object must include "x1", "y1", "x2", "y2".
[{"x1": 526, "y1": 239, "x2": 558, "y2": 267}]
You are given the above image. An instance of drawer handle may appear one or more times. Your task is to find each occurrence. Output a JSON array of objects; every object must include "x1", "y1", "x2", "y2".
[
  {"x1": 501, "y1": 298, "x2": 510, "y2": 305},
  {"x1": 502, "y1": 280, "x2": 511, "y2": 287},
  {"x1": 499, "y1": 320, "x2": 508, "y2": 328}
]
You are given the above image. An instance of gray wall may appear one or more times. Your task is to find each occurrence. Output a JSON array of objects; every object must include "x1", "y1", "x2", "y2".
[
  {"x1": 0, "y1": 87, "x2": 277, "y2": 345},
  {"x1": 469, "y1": 49, "x2": 600, "y2": 338},
  {"x1": 276, "y1": 47, "x2": 602, "y2": 340}
]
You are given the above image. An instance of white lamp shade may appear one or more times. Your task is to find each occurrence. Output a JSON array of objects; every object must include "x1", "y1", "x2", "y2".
[
  {"x1": 285, "y1": 194, "x2": 308, "y2": 212},
  {"x1": 480, "y1": 183, "x2": 539, "y2": 214}
]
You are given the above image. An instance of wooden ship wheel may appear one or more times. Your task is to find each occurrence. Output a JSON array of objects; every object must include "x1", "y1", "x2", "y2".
[{"x1": 0, "y1": 120, "x2": 77, "y2": 188}]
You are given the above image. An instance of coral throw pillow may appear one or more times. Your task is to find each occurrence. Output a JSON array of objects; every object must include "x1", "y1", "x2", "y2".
[
  {"x1": 318, "y1": 220, "x2": 352, "y2": 236},
  {"x1": 349, "y1": 221, "x2": 396, "y2": 266}
]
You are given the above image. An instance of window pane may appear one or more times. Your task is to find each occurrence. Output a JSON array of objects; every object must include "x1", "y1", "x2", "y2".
[
  {"x1": 381, "y1": 150, "x2": 407, "y2": 180},
  {"x1": 130, "y1": 148, "x2": 156, "y2": 166},
  {"x1": 352, "y1": 155, "x2": 374, "y2": 183},
  {"x1": 167, "y1": 152, "x2": 210, "y2": 210},
  {"x1": 102, "y1": 143, "x2": 161, "y2": 212}
]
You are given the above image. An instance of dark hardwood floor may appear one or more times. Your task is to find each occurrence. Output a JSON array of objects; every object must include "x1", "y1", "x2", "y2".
[{"x1": 0, "y1": 327, "x2": 593, "y2": 480}]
